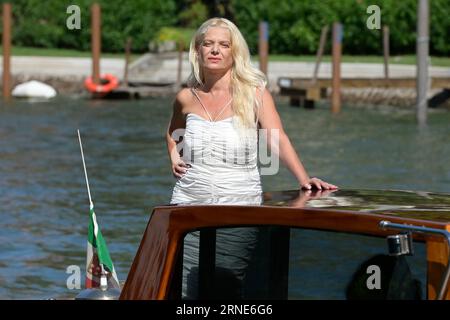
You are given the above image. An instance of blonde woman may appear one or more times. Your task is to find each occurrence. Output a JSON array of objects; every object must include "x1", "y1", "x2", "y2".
[
  {"x1": 166, "y1": 18, "x2": 338, "y2": 299},
  {"x1": 167, "y1": 18, "x2": 337, "y2": 205}
]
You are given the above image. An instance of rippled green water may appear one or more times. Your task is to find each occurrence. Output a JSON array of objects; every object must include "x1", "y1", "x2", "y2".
[{"x1": 0, "y1": 96, "x2": 449, "y2": 299}]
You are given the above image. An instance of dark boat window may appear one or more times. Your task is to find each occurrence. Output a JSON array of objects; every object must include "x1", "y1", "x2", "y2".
[{"x1": 171, "y1": 227, "x2": 426, "y2": 300}]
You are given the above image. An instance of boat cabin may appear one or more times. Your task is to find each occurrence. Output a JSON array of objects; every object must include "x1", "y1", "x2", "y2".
[{"x1": 120, "y1": 189, "x2": 450, "y2": 300}]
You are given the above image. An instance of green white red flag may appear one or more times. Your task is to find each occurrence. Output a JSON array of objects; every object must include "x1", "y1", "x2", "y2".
[
  {"x1": 85, "y1": 203, "x2": 120, "y2": 289},
  {"x1": 78, "y1": 129, "x2": 120, "y2": 290}
]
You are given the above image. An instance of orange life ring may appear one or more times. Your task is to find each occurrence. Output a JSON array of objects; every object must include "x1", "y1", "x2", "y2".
[{"x1": 84, "y1": 74, "x2": 119, "y2": 93}]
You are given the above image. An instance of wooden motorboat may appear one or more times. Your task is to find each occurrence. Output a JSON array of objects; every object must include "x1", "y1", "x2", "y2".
[{"x1": 120, "y1": 189, "x2": 450, "y2": 300}]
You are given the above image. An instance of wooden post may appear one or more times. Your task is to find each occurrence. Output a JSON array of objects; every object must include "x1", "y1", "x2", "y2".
[
  {"x1": 312, "y1": 25, "x2": 329, "y2": 84},
  {"x1": 383, "y1": 25, "x2": 390, "y2": 81},
  {"x1": 91, "y1": 3, "x2": 101, "y2": 85},
  {"x1": 176, "y1": 40, "x2": 184, "y2": 89},
  {"x1": 2, "y1": 3, "x2": 12, "y2": 100},
  {"x1": 331, "y1": 22, "x2": 342, "y2": 114},
  {"x1": 123, "y1": 37, "x2": 132, "y2": 87},
  {"x1": 259, "y1": 21, "x2": 269, "y2": 76},
  {"x1": 416, "y1": 0, "x2": 429, "y2": 126}
]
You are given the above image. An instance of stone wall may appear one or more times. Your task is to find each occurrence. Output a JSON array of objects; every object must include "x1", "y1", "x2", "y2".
[
  {"x1": 10, "y1": 74, "x2": 86, "y2": 95},
  {"x1": 340, "y1": 88, "x2": 450, "y2": 109},
  {"x1": 4, "y1": 75, "x2": 450, "y2": 109}
]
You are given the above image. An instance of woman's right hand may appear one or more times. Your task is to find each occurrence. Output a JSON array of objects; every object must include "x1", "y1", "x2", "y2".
[{"x1": 172, "y1": 158, "x2": 189, "y2": 179}]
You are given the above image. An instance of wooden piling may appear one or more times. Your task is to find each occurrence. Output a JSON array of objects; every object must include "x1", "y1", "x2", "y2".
[
  {"x1": 91, "y1": 3, "x2": 101, "y2": 85},
  {"x1": 416, "y1": 0, "x2": 429, "y2": 126},
  {"x1": 123, "y1": 37, "x2": 132, "y2": 87},
  {"x1": 259, "y1": 21, "x2": 269, "y2": 76},
  {"x1": 312, "y1": 25, "x2": 329, "y2": 84},
  {"x1": 2, "y1": 3, "x2": 12, "y2": 100},
  {"x1": 383, "y1": 25, "x2": 390, "y2": 81},
  {"x1": 331, "y1": 22, "x2": 342, "y2": 114}
]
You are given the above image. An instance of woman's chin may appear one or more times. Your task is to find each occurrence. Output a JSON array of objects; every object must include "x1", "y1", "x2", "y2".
[{"x1": 203, "y1": 65, "x2": 231, "y2": 73}]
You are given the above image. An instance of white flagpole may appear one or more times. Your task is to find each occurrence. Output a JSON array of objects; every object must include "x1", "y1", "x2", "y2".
[{"x1": 77, "y1": 129, "x2": 94, "y2": 209}]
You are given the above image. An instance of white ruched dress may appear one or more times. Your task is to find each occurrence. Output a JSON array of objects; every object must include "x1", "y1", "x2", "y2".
[
  {"x1": 170, "y1": 89, "x2": 263, "y2": 299},
  {"x1": 170, "y1": 93, "x2": 263, "y2": 206}
]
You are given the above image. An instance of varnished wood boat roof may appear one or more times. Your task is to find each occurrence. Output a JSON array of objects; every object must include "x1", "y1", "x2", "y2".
[{"x1": 168, "y1": 189, "x2": 450, "y2": 223}]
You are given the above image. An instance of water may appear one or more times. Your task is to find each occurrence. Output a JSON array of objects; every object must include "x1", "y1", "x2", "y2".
[{"x1": 0, "y1": 96, "x2": 449, "y2": 299}]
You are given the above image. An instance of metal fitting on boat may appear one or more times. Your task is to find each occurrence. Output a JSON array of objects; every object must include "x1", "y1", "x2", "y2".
[
  {"x1": 75, "y1": 274, "x2": 121, "y2": 300},
  {"x1": 386, "y1": 232, "x2": 414, "y2": 256}
]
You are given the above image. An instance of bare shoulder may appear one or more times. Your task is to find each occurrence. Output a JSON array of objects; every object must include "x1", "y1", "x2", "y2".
[
  {"x1": 256, "y1": 86, "x2": 275, "y2": 110},
  {"x1": 168, "y1": 88, "x2": 191, "y2": 130},
  {"x1": 255, "y1": 85, "x2": 273, "y2": 98},
  {"x1": 173, "y1": 88, "x2": 193, "y2": 113},
  {"x1": 175, "y1": 87, "x2": 192, "y2": 103}
]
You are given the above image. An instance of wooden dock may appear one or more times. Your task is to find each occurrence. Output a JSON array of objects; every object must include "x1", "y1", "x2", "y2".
[{"x1": 278, "y1": 77, "x2": 450, "y2": 108}]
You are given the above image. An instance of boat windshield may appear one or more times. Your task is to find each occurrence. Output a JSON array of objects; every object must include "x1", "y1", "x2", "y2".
[{"x1": 172, "y1": 226, "x2": 426, "y2": 300}]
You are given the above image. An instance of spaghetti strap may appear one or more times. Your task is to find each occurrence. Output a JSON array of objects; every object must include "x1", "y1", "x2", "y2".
[
  {"x1": 213, "y1": 99, "x2": 233, "y2": 121},
  {"x1": 191, "y1": 88, "x2": 213, "y2": 121},
  {"x1": 191, "y1": 88, "x2": 233, "y2": 122}
]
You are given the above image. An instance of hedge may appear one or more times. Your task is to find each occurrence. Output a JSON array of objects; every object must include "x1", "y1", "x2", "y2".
[{"x1": 0, "y1": 0, "x2": 448, "y2": 55}]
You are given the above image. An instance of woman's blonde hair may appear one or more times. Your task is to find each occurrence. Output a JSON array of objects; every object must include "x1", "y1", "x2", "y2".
[{"x1": 187, "y1": 17, "x2": 267, "y2": 129}]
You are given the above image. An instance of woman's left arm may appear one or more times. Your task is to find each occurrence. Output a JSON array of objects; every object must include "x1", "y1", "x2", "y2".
[{"x1": 257, "y1": 89, "x2": 338, "y2": 190}]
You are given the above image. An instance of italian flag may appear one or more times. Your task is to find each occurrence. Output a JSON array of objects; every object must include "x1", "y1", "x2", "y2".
[{"x1": 85, "y1": 203, "x2": 120, "y2": 289}]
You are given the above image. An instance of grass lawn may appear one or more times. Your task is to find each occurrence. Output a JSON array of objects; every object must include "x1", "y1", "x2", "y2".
[
  {"x1": 1, "y1": 46, "x2": 449, "y2": 67},
  {"x1": 254, "y1": 54, "x2": 450, "y2": 67},
  {"x1": 0, "y1": 46, "x2": 141, "y2": 61}
]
